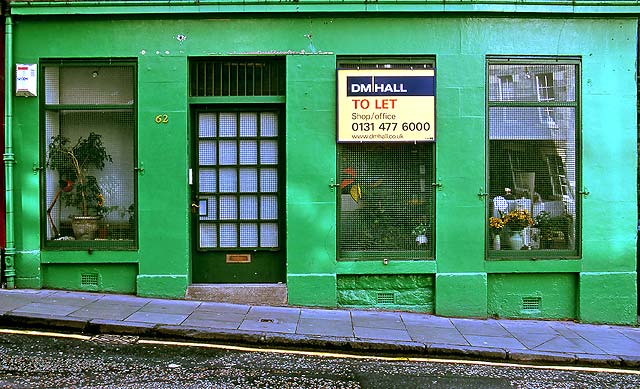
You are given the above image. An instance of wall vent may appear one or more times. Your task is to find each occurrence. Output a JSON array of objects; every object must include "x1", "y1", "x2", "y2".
[
  {"x1": 377, "y1": 292, "x2": 396, "y2": 305},
  {"x1": 81, "y1": 273, "x2": 99, "y2": 287},
  {"x1": 522, "y1": 296, "x2": 541, "y2": 311}
]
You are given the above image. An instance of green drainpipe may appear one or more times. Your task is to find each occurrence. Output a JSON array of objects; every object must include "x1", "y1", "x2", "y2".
[{"x1": 4, "y1": 16, "x2": 15, "y2": 288}]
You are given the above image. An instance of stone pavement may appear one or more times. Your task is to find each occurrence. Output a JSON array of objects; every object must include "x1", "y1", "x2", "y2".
[{"x1": 0, "y1": 289, "x2": 639, "y2": 368}]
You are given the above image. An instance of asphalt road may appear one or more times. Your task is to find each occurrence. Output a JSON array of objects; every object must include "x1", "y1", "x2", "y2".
[{"x1": 0, "y1": 329, "x2": 639, "y2": 388}]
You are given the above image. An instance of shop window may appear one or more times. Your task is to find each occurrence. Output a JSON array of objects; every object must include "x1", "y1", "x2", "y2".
[
  {"x1": 42, "y1": 62, "x2": 137, "y2": 249},
  {"x1": 337, "y1": 143, "x2": 434, "y2": 260},
  {"x1": 487, "y1": 59, "x2": 579, "y2": 256}
]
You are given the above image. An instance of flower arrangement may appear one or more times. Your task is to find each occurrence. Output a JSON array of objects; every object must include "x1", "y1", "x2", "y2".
[
  {"x1": 489, "y1": 209, "x2": 534, "y2": 234},
  {"x1": 489, "y1": 216, "x2": 505, "y2": 234},
  {"x1": 502, "y1": 209, "x2": 534, "y2": 231}
]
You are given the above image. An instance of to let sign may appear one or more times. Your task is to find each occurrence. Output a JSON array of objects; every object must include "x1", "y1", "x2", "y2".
[{"x1": 337, "y1": 68, "x2": 435, "y2": 142}]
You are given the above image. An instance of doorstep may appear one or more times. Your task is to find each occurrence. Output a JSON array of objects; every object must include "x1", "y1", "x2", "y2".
[{"x1": 185, "y1": 283, "x2": 288, "y2": 306}]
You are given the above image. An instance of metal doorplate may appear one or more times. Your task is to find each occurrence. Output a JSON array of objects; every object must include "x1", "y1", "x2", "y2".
[{"x1": 226, "y1": 254, "x2": 252, "y2": 263}]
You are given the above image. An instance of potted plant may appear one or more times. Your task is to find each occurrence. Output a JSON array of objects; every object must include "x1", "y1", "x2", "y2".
[
  {"x1": 534, "y1": 211, "x2": 572, "y2": 249},
  {"x1": 502, "y1": 209, "x2": 534, "y2": 250},
  {"x1": 412, "y1": 223, "x2": 429, "y2": 245},
  {"x1": 47, "y1": 132, "x2": 112, "y2": 240}
]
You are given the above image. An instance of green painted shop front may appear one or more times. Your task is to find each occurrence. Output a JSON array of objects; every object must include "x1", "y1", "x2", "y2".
[{"x1": 4, "y1": 3, "x2": 638, "y2": 324}]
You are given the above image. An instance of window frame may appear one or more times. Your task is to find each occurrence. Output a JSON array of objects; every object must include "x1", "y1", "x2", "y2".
[
  {"x1": 40, "y1": 59, "x2": 139, "y2": 251},
  {"x1": 486, "y1": 56, "x2": 582, "y2": 260},
  {"x1": 336, "y1": 56, "x2": 437, "y2": 262}
]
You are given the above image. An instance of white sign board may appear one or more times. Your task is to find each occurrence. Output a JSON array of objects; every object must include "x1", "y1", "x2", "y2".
[
  {"x1": 337, "y1": 68, "x2": 435, "y2": 142},
  {"x1": 16, "y1": 64, "x2": 37, "y2": 97}
]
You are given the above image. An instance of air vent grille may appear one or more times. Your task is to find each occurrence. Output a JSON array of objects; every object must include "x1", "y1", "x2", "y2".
[
  {"x1": 81, "y1": 273, "x2": 99, "y2": 287},
  {"x1": 377, "y1": 292, "x2": 396, "y2": 305},
  {"x1": 522, "y1": 296, "x2": 541, "y2": 311}
]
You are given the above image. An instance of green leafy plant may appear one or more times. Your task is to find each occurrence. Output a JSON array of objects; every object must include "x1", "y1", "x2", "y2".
[
  {"x1": 47, "y1": 132, "x2": 112, "y2": 217},
  {"x1": 534, "y1": 211, "x2": 572, "y2": 243}
]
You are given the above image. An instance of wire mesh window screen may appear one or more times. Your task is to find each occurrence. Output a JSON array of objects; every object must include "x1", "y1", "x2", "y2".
[
  {"x1": 488, "y1": 60, "x2": 578, "y2": 255},
  {"x1": 197, "y1": 111, "x2": 280, "y2": 250},
  {"x1": 338, "y1": 143, "x2": 434, "y2": 260},
  {"x1": 43, "y1": 63, "x2": 136, "y2": 249},
  {"x1": 189, "y1": 58, "x2": 286, "y2": 97}
]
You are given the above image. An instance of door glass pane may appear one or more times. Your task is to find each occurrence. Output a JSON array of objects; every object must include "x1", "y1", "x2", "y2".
[
  {"x1": 239, "y1": 140, "x2": 257, "y2": 165},
  {"x1": 240, "y1": 223, "x2": 258, "y2": 247},
  {"x1": 199, "y1": 113, "x2": 217, "y2": 137},
  {"x1": 239, "y1": 195, "x2": 258, "y2": 220},
  {"x1": 260, "y1": 195, "x2": 278, "y2": 220},
  {"x1": 199, "y1": 140, "x2": 216, "y2": 165},
  {"x1": 260, "y1": 168, "x2": 277, "y2": 193},
  {"x1": 219, "y1": 141, "x2": 237, "y2": 165},
  {"x1": 260, "y1": 112, "x2": 278, "y2": 137},
  {"x1": 219, "y1": 196, "x2": 237, "y2": 220},
  {"x1": 218, "y1": 168, "x2": 237, "y2": 192},
  {"x1": 240, "y1": 112, "x2": 258, "y2": 137},
  {"x1": 199, "y1": 169, "x2": 217, "y2": 193},
  {"x1": 219, "y1": 113, "x2": 237, "y2": 137},
  {"x1": 239, "y1": 168, "x2": 257, "y2": 192},
  {"x1": 260, "y1": 223, "x2": 278, "y2": 247},
  {"x1": 200, "y1": 224, "x2": 217, "y2": 248},
  {"x1": 219, "y1": 224, "x2": 237, "y2": 247},
  {"x1": 260, "y1": 140, "x2": 278, "y2": 164}
]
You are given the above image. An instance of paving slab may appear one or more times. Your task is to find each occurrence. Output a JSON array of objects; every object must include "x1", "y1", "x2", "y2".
[
  {"x1": 464, "y1": 334, "x2": 527, "y2": 350},
  {"x1": 401, "y1": 312, "x2": 455, "y2": 329},
  {"x1": 300, "y1": 308, "x2": 351, "y2": 321},
  {"x1": 12, "y1": 302, "x2": 82, "y2": 316},
  {"x1": 352, "y1": 311, "x2": 405, "y2": 330},
  {"x1": 245, "y1": 306, "x2": 301, "y2": 323},
  {"x1": 533, "y1": 336, "x2": 606, "y2": 355},
  {"x1": 140, "y1": 299, "x2": 201, "y2": 315},
  {"x1": 181, "y1": 317, "x2": 241, "y2": 330},
  {"x1": 239, "y1": 318, "x2": 298, "y2": 334},
  {"x1": 125, "y1": 311, "x2": 189, "y2": 326},
  {"x1": 452, "y1": 318, "x2": 512, "y2": 337},
  {"x1": 297, "y1": 318, "x2": 354, "y2": 338},
  {"x1": 196, "y1": 302, "x2": 251, "y2": 314},
  {"x1": 354, "y1": 326, "x2": 412, "y2": 342},
  {"x1": 69, "y1": 306, "x2": 142, "y2": 321},
  {"x1": 405, "y1": 325, "x2": 469, "y2": 345}
]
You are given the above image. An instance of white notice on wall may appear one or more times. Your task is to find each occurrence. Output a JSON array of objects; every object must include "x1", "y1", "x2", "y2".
[{"x1": 16, "y1": 64, "x2": 37, "y2": 97}]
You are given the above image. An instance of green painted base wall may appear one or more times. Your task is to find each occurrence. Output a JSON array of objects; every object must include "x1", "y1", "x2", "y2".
[
  {"x1": 287, "y1": 274, "x2": 337, "y2": 307},
  {"x1": 337, "y1": 274, "x2": 435, "y2": 312},
  {"x1": 42, "y1": 263, "x2": 137, "y2": 294},
  {"x1": 436, "y1": 273, "x2": 488, "y2": 318},
  {"x1": 488, "y1": 273, "x2": 577, "y2": 320},
  {"x1": 579, "y1": 272, "x2": 637, "y2": 325},
  {"x1": 137, "y1": 275, "x2": 189, "y2": 299}
]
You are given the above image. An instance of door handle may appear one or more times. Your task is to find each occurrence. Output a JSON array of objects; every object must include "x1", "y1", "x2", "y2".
[{"x1": 191, "y1": 201, "x2": 200, "y2": 213}]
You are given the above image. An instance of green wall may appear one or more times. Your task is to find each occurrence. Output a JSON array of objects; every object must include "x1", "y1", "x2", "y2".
[{"x1": 8, "y1": 14, "x2": 638, "y2": 324}]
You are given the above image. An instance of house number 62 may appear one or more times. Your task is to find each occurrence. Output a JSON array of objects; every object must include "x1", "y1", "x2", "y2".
[{"x1": 155, "y1": 114, "x2": 169, "y2": 124}]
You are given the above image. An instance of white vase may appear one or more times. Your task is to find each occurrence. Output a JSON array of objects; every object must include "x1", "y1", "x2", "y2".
[
  {"x1": 509, "y1": 230, "x2": 524, "y2": 250},
  {"x1": 493, "y1": 234, "x2": 501, "y2": 250}
]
